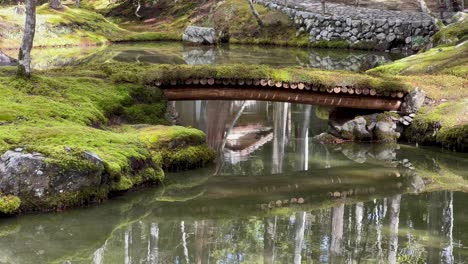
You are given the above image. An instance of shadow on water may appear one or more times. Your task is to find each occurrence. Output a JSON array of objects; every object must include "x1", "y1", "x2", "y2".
[
  {"x1": 2, "y1": 42, "x2": 403, "y2": 71},
  {"x1": 1, "y1": 100, "x2": 468, "y2": 263}
]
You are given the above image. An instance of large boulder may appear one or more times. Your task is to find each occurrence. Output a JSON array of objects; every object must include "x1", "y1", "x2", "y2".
[
  {"x1": 0, "y1": 149, "x2": 106, "y2": 211},
  {"x1": 0, "y1": 51, "x2": 16, "y2": 66},
  {"x1": 330, "y1": 116, "x2": 372, "y2": 141},
  {"x1": 182, "y1": 26, "x2": 217, "y2": 45},
  {"x1": 401, "y1": 88, "x2": 426, "y2": 114}
]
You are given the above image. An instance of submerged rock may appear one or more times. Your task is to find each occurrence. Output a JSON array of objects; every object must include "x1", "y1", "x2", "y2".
[{"x1": 182, "y1": 26, "x2": 217, "y2": 45}]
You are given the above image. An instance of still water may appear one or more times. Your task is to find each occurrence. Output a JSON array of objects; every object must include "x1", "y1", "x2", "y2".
[
  {"x1": 2, "y1": 42, "x2": 401, "y2": 71},
  {"x1": 1, "y1": 100, "x2": 468, "y2": 263}
]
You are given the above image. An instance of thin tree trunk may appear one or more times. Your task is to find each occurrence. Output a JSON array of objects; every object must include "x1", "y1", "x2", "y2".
[
  {"x1": 135, "y1": 0, "x2": 142, "y2": 18},
  {"x1": 76, "y1": 0, "x2": 80, "y2": 8},
  {"x1": 248, "y1": 0, "x2": 263, "y2": 26},
  {"x1": 419, "y1": 0, "x2": 430, "y2": 13},
  {"x1": 321, "y1": 0, "x2": 326, "y2": 14},
  {"x1": 17, "y1": 0, "x2": 36, "y2": 78}
]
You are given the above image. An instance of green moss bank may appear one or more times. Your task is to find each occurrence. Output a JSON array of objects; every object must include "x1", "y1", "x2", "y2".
[
  {"x1": 0, "y1": 66, "x2": 215, "y2": 214},
  {"x1": 368, "y1": 17, "x2": 468, "y2": 151}
]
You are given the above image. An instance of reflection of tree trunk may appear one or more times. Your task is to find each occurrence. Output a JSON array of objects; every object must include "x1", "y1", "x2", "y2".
[
  {"x1": 124, "y1": 226, "x2": 132, "y2": 264},
  {"x1": 355, "y1": 202, "x2": 364, "y2": 251},
  {"x1": 294, "y1": 212, "x2": 306, "y2": 264},
  {"x1": 206, "y1": 101, "x2": 231, "y2": 152},
  {"x1": 181, "y1": 221, "x2": 190, "y2": 264},
  {"x1": 272, "y1": 103, "x2": 289, "y2": 174},
  {"x1": 427, "y1": 191, "x2": 454, "y2": 263},
  {"x1": 148, "y1": 223, "x2": 159, "y2": 263},
  {"x1": 330, "y1": 203, "x2": 344, "y2": 259},
  {"x1": 441, "y1": 192, "x2": 454, "y2": 264},
  {"x1": 264, "y1": 217, "x2": 277, "y2": 264},
  {"x1": 388, "y1": 195, "x2": 401, "y2": 264},
  {"x1": 195, "y1": 220, "x2": 211, "y2": 264},
  {"x1": 299, "y1": 105, "x2": 311, "y2": 171}
]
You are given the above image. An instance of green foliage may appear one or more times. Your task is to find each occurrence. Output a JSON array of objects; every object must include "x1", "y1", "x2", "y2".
[{"x1": 0, "y1": 195, "x2": 21, "y2": 214}]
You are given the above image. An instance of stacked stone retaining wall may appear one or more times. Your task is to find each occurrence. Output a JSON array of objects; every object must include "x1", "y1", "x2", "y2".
[{"x1": 257, "y1": 0, "x2": 439, "y2": 52}]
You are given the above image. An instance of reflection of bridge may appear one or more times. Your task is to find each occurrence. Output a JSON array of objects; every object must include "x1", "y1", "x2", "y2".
[{"x1": 162, "y1": 80, "x2": 405, "y2": 111}]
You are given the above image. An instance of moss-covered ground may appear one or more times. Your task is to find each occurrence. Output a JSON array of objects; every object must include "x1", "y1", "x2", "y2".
[
  {"x1": 0, "y1": 0, "x2": 309, "y2": 50},
  {"x1": 0, "y1": 65, "x2": 214, "y2": 213},
  {"x1": 368, "y1": 16, "x2": 468, "y2": 151},
  {"x1": 106, "y1": 0, "x2": 309, "y2": 46}
]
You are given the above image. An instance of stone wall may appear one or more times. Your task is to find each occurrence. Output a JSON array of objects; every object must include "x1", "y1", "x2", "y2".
[{"x1": 257, "y1": 0, "x2": 439, "y2": 52}]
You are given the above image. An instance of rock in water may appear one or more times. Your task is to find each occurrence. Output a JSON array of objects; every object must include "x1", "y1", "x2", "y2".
[
  {"x1": 182, "y1": 26, "x2": 217, "y2": 45},
  {"x1": 0, "y1": 51, "x2": 16, "y2": 66}
]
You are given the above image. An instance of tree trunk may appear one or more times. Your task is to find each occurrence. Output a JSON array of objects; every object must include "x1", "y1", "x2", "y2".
[
  {"x1": 248, "y1": 0, "x2": 263, "y2": 26},
  {"x1": 321, "y1": 0, "x2": 326, "y2": 14},
  {"x1": 76, "y1": 0, "x2": 80, "y2": 8},
  {"x1": 49, "y1": 0, "x2": 62, "y2": 10},
  {"x1": 17, "y1": 0, "x2": 36, "y2": 78},
  {"x1": 355, "y1": 0, "x2": 359, "y2": 7},
  {"x1": 134, "y1": 0, "x2": 142, "y2": 18},
  {"x1": 419, "y1": 0, "x2": 431, "y2": 13}
]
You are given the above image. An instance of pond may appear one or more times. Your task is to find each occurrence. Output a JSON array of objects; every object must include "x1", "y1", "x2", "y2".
[
  {"x1": 1, "y1": 100, "x2": 467, "y2": 264},
  {"x1": 2, "y1": 42, "x2": 401, "y2": 71}
]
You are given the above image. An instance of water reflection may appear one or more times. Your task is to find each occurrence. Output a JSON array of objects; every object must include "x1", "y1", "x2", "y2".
[
  {"x1": 1, "y1": 100, "x2": 468, "y2": 263},
  {"x1": 2, "y1": 42, "x2": 400, "y2": 71}
]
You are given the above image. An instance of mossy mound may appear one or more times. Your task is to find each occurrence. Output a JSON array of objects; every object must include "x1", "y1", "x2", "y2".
[
  {"x1": 0, "y1": 195, "x2": 21, "y2": 214},
  {"x1": 0, "y1": 65, "x2": 214, "y2": 212},
  {"x1": 368, "y1": 42, "x2": 468, "y2": 78},
  {"x1": 432, "y1": 14, "x2": 468, "y2": 46},
  {"x1": 403, "y1": 100, "x2": 468, "y2": 151}
]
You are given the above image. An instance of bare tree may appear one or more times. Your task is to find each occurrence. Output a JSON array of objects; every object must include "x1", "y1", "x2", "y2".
[
  {"x1": 320, "y1": 0, "x2": 326, "y2": 14},
  {"x1": 248, "y1": 0, "x2": 263, "y2": 26},
  {"x1": 17, "y1": 0, "x2": 36, "y2": 78}
]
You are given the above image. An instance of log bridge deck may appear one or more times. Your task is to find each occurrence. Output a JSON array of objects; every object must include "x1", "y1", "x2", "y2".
[{"x1": 157, "y1": 78, "x2": 406, "y2": 111}]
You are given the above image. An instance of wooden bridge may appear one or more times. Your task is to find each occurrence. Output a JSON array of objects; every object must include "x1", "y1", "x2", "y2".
[{"x1": 158, "y1": 77, "x2": 406, "y2": 111}]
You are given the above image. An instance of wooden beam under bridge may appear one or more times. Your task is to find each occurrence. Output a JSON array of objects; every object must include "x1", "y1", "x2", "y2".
[{"x1": 162, "y1": 87, "x2": 403, "y2": 111}]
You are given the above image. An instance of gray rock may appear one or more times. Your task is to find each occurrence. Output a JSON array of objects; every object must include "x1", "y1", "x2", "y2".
[
  {"x1": 182, "y1": 26, "x2": 216, "y2": 45},
  {"x1": 401, "y1": 88, "x2": 426, "y2": 114},
  {"x1": 403, "y1": 116, "x2": 413, "y2": 122},
  {"x1": 332, "y1": 117, "x2": 372, "y2": 141},
  {"x1": 0, "y1": 150, "x2": 105, "y2": 209},
  {"x1": 376, "y1": 33, "x2": 386, "y2": 40},
  {"x1": 386, "y1": 33, "x2": 396, "y2": 42},
  {"x1": 0, "y1": 51, "x2": 16, "y2": 66},
  {"x1": 374, "y1": 121, "x2": 400, "y2": 142}
]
